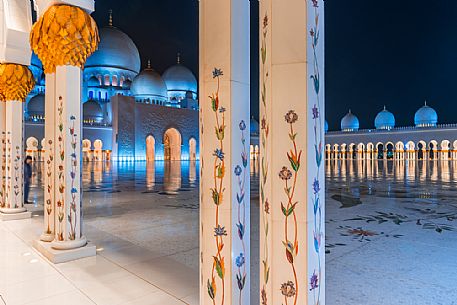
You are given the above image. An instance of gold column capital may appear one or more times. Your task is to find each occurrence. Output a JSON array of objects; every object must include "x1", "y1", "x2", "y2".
[
  {"x1": 0, "y1": 64, "x2": 35, "y2": 102},
  {"x1": 30, "y1": 4, "x2": 100, "y2": 74}
]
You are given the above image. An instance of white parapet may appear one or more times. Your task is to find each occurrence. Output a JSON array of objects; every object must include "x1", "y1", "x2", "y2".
[
  {"x1": 0, "y1": 0, "x2": 32, "y2": 65},
  {"x1": 33, "y1": 0, "x2": 94, "y2": 16}
]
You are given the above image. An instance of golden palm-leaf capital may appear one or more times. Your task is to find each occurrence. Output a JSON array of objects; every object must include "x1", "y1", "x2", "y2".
[
  {"x1": 30, "y1": 4, "x2": 100, "y2": 74},
  {"x1": 0, "y1": 64, "x2": 35, "y2": 102}
]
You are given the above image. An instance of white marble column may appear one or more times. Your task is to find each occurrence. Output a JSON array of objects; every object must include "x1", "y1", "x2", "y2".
[
  {"x1": 0, "y1": 0, "x2": 34, "y2": 220},
  {"x1": 51, "y1": 66, "x2": 85, "y2": 249},
  {"x1": 199, "y1": 0, "x2": 250, "y2": 304},
  {"x1": 0, "y1": 103, "x2": 5, "y2": 209},
  {"x1": 40, "y1": 73, "x2": 55, "y2": 242},
  {"x1": 260, "y1": 0, "x2": 325, "y2": 304},
  {"x1": 2, "y1": 101, "x2": 25, "y2": 212},
  {"x1": 30, "y1": 2, "x2": 98, "y2": 262}
]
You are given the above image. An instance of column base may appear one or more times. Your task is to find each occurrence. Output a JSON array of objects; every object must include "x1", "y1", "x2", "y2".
[
  {"x1": 40, "y1": 232, "x2": 54, "y2": 242},
  {"x1": 0, "y1": 210, "x2": 31, "y2": 221},
  {"x1": 33, "y1": 238, "x2": 96, "y2": 264}
]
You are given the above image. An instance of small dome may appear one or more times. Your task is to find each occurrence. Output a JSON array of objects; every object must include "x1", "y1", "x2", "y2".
[
  {"x1": 131, "y1": 62, "x2": 168, "y2": 102},
  {"x1": 27, "y1": 94, "x2": 45, "y2": 117},
  {"x1": 250, "y1": 117, "x2": 259, "y2": 135},
  {"x1": 83, "y1": 100, "x2": 103, "y2": 123},
  {"x1": 162, "y1": 58, "x2": 197, "y2": 94},
  {"x1": 29, "y1": 52, "x2": 44, "y2": 85},
  {"x1": 375, "y1": 106, "x2": 395, "y2": 130},
  {"x1": 341, "y1": 110, "x2": 359, "y2": 132},
  {"x1": 85, "y1": 26, "x2": 141, "y2": 74},
  {"x1": 415, "y1": 102, "x2": 437, "y2": 127},
  {"x1": 87, "y1": 76, "x2": 100, "y2": 87},
  {"x1": 325, "y1": 120, "x2": 329, "y2": 133}
]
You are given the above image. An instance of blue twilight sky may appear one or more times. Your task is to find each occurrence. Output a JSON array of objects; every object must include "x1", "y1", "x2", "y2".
[{"x1": 90, "y1": 0, "x2": 457, "y2": 130}]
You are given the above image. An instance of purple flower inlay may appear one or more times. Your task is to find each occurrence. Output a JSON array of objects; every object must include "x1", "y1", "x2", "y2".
[{"x1": 310, "y1": 271, "x2": 319, "y2": 291}]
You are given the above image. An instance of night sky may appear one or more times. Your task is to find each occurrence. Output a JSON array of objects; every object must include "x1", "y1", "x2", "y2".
[{"x1": 91, "y1": 0, "x2": 457, "y2": 130}]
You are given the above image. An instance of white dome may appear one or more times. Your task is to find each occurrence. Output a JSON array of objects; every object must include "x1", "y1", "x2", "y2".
[
  {"x1": 27, "y1": 94, "x2": 45, "y2": 117},
  {"x1": 131, "y1": 63, "x2": 168, "y2": 102},
  {"x1": 163, "y1": 63, "x2": 197, "y2": 94},
  {"x1": 83, "y1": 100, "x2": 103, "y2": 123},
  {"x1": 375, "y1": 106, "x2": 395, "y2": 130},
  {"x1": 85, "y1": 26, "x2": 141, "y2": 74},
  {"x1": 415, "y1": 102, "x2": 438, "y2": 127},
  {"x1": 341, "y1": 110, "x2": 359, "y2": 132},
  {"x1": 29, "y1": 52, "x2": 44, "y2": 86}
]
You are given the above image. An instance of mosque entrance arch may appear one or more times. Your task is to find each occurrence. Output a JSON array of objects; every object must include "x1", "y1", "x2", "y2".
[
  {"x1": 163, "y1": 128, "x2": 182, "y2": 161},
  {"x1": 441, "y1": 140, "x2": 451, "y2": 160},
  {"x1": 349, "y1": 143, "x2": 357, "y2": 159},
  {"x1": 377, "y1": 143, "x2": 384, "y2": 159},
  {"x1": 82, "y1": 139, "x2": 92, "y2": 162},
  {"x1": 386, "y1": 142, "x2": 394, "y2": 160},
  {"x1": 189, "y1": 137, "x2": 197, "y2": 161},
  {"x1": 146, "y1": 135, "x2": 155, "y2": 161},
  {"x1": 367, "y1": 142, "x2": 374, "y2": 160},
  {"x1": 429, "y1": 140, "x2": 438, "y2": 160},
  {"x1": 94, "y1": 139, "x2": 103, "y2": 161},
  {"x1": 417, "y1": 141, "x2": 426, "y2": 160},
  {"x1": 26, "y1": 137, "x2": 39, "y2": 161},
  {"x1": 395, "y1": 142, "x2": 405, "y2": 160}
]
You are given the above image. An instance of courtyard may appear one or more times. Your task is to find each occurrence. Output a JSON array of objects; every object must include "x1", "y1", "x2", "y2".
[{"x1": 1, "y1": 160, "x2": 456, "y2": 304}]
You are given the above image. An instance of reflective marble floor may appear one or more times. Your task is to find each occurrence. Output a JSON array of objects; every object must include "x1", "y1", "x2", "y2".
[{"x1": 1, "y1": 160, "x2": 457, "y2": 304}]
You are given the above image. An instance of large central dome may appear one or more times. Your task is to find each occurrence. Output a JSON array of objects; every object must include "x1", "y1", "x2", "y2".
[{"x1": 85, "y1": 26, "x2": 141, "y2": 74}]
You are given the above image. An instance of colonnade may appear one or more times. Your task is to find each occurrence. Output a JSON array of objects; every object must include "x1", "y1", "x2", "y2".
[
  {"x1": 0, "y1": 0, "x2": 35, "y2": 220},
  {"x1": 326, "y1": 141, "x2": 457, "y2": 161},
  {"x1": 1, "y1": 0, "x2": 326, "y2": 303}
]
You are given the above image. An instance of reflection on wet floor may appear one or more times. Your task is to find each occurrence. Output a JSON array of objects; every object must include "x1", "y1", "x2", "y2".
[
  {"x1": 30, "y1": 161, "x2": 200, "y2": 198},
  {"x1": 326, "y1": 159, "x2": 457, "y2": 204},
  {"x1": 27, "y1": 159, "x2": 457, "y2": 304}
]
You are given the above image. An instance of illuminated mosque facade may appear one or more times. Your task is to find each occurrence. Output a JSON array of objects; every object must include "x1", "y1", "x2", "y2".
[
  {"x1": 23, "y1": 13, "x2": 199, "y2": 162},
  {"x1": 325, "y1": 104, "x2": 457, "y2": 161}
]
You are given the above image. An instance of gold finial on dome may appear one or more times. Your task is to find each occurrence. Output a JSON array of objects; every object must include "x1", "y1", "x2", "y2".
[
  {"x1": 30, "y1": 5, "x2": 100, "y2": 74},
  {"x1": 177, "y1": 52, "x2": 181, "y2": 64},
  {"x1": 109, "y1": 9, "x2": 113, "y2": 26},
  {"x1": 147, "y1": 59, "x2": 151, "y2": 69}
]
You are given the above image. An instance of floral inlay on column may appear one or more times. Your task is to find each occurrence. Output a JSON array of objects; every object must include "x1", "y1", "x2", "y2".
[
  {"x1": 279, "y1": 110, "x2": 302, "y2": 305},
  {"x1": 45, "y1": 139, "x2": 53, "y2": 235},
  {"x1": 234, "y1": 120, "x2": 248, "y2": 304},
  {"x1": 260, "y1": 12, "x2": 270, "y2": 305},
  {"x1": 5, "y1": 133, "x2": 11, "y2": 208},
  {"x1": 0, "y1": 132, "x2": 5, "y2": 208},
  {"x1": 207, "y1": 68, "x2": 227, "y2": 304},
  {"x1": 56, "y1": 96, "x2": 65, "y2": 241},
  {"x1": 13, "y1": 145, "x2": 21, "y2": 208},
  {"x1": 69, "y1": 115, "x2": 78, "y2": 240},
  {"x1": 309, "y1": 0, "x2": 324, "y2": 304}
]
